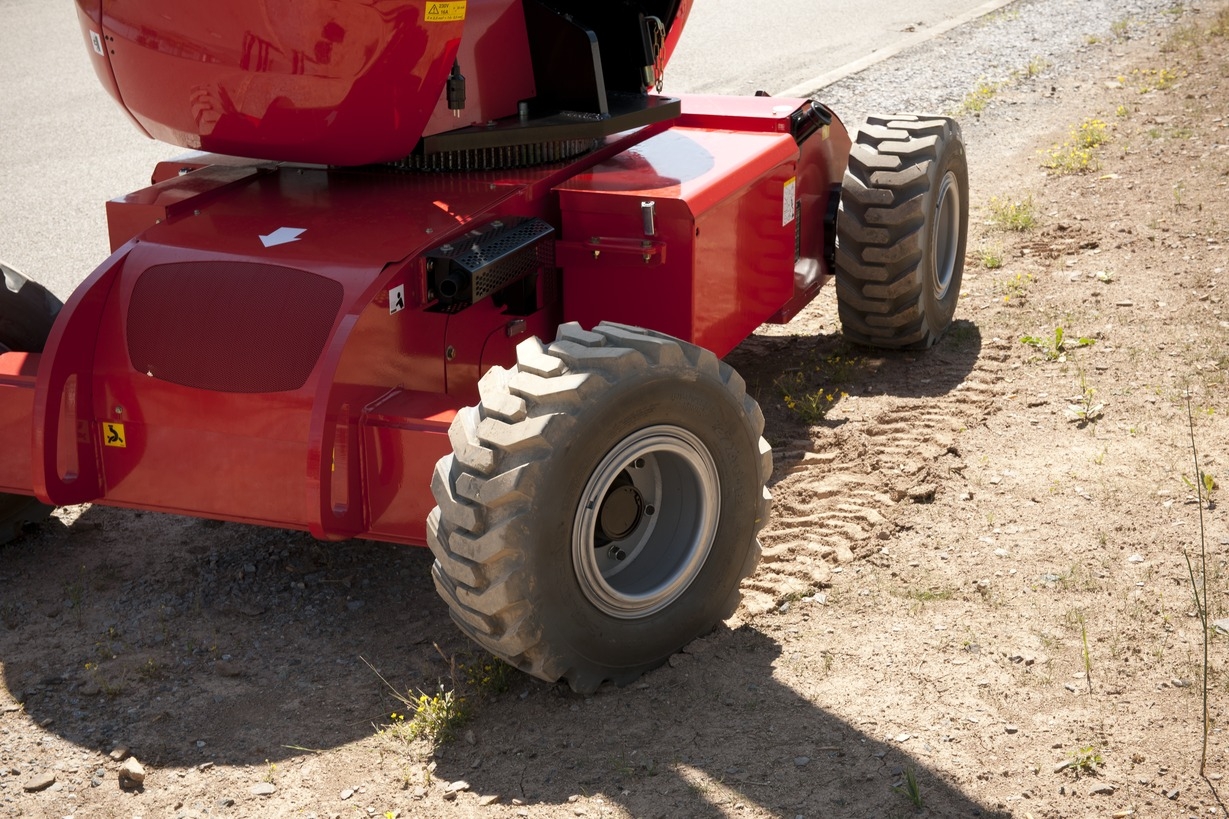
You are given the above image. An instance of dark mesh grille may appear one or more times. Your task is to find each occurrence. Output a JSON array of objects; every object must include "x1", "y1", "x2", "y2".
[{"x1": 127, "y1": 262, "x2": 344, "y2": 393}]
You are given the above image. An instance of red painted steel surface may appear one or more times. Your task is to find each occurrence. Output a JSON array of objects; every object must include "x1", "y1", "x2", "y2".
[
  {"x1": 77, "y1": 0, "x2": 467, "y2": 165},
  {"x1": 11, "y1": 95, "x2": 841, "y2": 546},
  {"x1": 556, "y1": 95, "x2": 847, "y2": 358},
  {"x1": 0, "y1": 354, "x2": 39, "y2": 495}
]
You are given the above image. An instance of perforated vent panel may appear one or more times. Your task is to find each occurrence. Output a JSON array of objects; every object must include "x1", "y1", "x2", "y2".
[{"x1": 127, "y1": 262, "x2": 344, "y2": 393}]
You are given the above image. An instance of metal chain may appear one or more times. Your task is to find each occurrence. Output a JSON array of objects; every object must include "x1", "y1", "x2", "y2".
[{"x1": 647, "y1": 16, "x2": 666, "y2": 92}]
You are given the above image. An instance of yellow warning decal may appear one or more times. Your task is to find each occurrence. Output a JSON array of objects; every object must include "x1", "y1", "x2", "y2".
[
  {"x1": 103, "y1": 422, "x2": 127, "y2": 448},
  {"x1": 425, "y1": 1, "x2": 466, "y2": 22}
]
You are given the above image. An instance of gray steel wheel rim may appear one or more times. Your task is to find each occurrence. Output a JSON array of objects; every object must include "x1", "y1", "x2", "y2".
[
  {"x1": 573, "y1": 424, "x2": 720, "y2": 620},
  {"x1": 930, "y1": 169, "x2": 961, "y2": 300}
]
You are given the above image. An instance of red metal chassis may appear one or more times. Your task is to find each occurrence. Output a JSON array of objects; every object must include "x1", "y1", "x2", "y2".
[{"x1": 0, "y1": 95, "x2": 849, "y2": 547}]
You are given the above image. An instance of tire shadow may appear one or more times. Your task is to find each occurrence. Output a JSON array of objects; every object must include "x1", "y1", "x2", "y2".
[{"x1": 726, "y1": 318, "x2": 983, "y2": 481}]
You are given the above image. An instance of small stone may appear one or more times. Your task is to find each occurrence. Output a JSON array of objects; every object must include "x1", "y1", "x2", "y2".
[
  {"x1": 442, "y1": 790, "x2": 458, "y2": 802},
  {"x1": 119, "y1": 757, "x2": 146, "y2": 787},
  {"x1": 464, "y1": 730, "x2": 476, "y2": 746},
  {"x1": 251, "y1": 782, "x2": 276, "y2": 796},
  {"x1": 22, "y1": 771, "x2": 56, "y2": 792},
  {"x1": 833, "y1": 544, "x2": 854, "y2": 564},
  {"x1": 216, "y1": 797, "x2": 236, "y2": 808},
  {"x1": 1064, "y1": 683, "x2": 1078, "y2": 693},
  {"x1": 1166, "y1": 788, "x2": 1181, "y2": 800},
  {"x1": 1214, "y1": 618, "x2": 1229, "y2": 634},
  {"x1": 908, "y1": 484, "x2": 937, "y2": 503},
  {"x1": 445, "y1": 780, "x2": 471, "y2": 794},
  {"x1": 109, "y1": 746, "x2": 130, "y2": 762},
  {"x1": 479, "y1": 794, "x2": 501, "y2": 806},
  {"x1": 1172, "y1": 678, "x2": 1192, "y2": 688},
  {"x1": 794, "y1": 756, "x2": 810, "y2": 767},
  {"x1": 895, "y1": 733, "x2": 911, "y2": 743},
  {"x1": 1090, "y1": 784, "x2": 1115, "y2": 795},
  {"x1": 340, "y1": 788, "x2": 354, "y2": 800},
  {"x1": 1005, "y1": 725, "x2": 1019, "y2": 734},
  {"x1": 1127, "y1": 554, "x2": 1144, "y2": 563}
]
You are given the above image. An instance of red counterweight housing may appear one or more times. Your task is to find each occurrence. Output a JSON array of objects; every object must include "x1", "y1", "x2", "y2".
[{"x1": 74, "y1": 0, "x2": 694, "y2": 166}]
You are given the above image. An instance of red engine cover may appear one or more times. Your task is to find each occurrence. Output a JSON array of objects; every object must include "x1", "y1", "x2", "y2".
[{"x1": 76, "y1": 0, "x2": 467, "y2": 165}]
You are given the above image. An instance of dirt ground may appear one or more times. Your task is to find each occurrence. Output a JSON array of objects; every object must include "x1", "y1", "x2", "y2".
[{"x1": 4, "y1": 5, "x2": 1229, "y2": 818}]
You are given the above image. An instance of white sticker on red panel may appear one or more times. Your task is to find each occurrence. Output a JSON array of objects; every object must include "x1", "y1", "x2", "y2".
[
  {"x1": 389, "y1": 284, "x2": 406, "y2": 315},
  {"x1": 783, "y1": 177, "x2": 797, "y2": 226},
  {"x1": 90, "y1": 31, "x2": 104, "y2": 56}
]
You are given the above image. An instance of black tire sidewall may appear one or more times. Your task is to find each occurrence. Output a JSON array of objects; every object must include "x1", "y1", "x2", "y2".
[
  {"x1": 522, "y1": 368, "x2": 760, "y2": 674},
  {"x1": 0, "y1": 271, "x2": 60, "y2": 353}
]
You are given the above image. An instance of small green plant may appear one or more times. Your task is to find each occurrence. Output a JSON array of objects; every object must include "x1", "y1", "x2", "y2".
[
  {"x1": 777, "y1": 372, "x2": 847, "y2": 424},
  {"x1": 1125, "y1": 67, "x2": 1185, "y2": 93},
  {"x1": 1183, "y1": 394, "x2": 1211, "y2": 775},
  {"x1": 1110, "y1": 18, "x2": 1131, "y2": 40},
  {"x1": 1212, "y1": 6, "x2": 1229, "y2": 37},
  {"x1": 1021, "y1": 327, "x2": 1095, "y2": 362},
  {"x1": 1013, "y1": 57, "x2": 1050, "y2": 80},
  {"x1": 956, "y1": 78, "x2": 1003, "y2": 115},
  {"x1": 263, "y1": 759, "x2": 277, "y2": 783},
  {"x1": 1066, "y1": 371, "x2": 1104, "y2": 426},
  {"x1": 775, "y1": 353, "x2": 859, "y2": 425},
  {"x1": 387, "y1": 688, "x2": 470, "y2": 744},
  {"x1": 1069, "y1": 744, "x2": 1105, "y2": 776},
  {"x1": 1182, "y1": 470, "x2": 1218, "y2": 505},
  {"x1": 999, "y1": 272, "x2": 1034, "y2": 304},
  {"x1": 366, "y1": 651, "x2": 472, "y2": 747},
  {"x1": 979, "y1": 246, "x2": 1004, "y2": 269},
  {"x1": 463, "y1": 654, "x2": 516, "y2": 696},
  {"x1": 1042, "y1": 119, "x2": 1110, "y2": 174},
  {"x1": 988, "y1": 195, "x2": 1037, "y2": 231},
  {"x1": 894, "y1": 767, "x2": 923, "y2": 808}
]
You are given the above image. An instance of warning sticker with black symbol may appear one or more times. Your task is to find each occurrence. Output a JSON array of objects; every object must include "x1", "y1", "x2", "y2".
[
  {"x1": 425, "y1": 2, "x2": 466, "y2": 22},
  {"x1": 103, "y1": 422, "x2": 127, "y2": 448}
]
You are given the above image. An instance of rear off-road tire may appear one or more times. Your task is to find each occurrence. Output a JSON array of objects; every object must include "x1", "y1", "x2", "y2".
[
  {"x1": 835, "y1": 114, "x2": 968, "y2": 349},
  {"x1": 0, "y1": 262, "x2": 61, "y2": 545},
  {"x1": 428, "y1": 322, "x2": 771, "y2": 693}
]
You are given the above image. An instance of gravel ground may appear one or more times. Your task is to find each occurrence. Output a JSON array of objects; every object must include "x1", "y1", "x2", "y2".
[{"x1": 814, "y1": 0, "x2": 1188, "y2": 126}]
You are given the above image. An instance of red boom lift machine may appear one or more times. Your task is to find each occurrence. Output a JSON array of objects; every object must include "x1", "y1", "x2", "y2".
[{"x1": 0, "y1": 0, "x2": 968, "y2": 692}]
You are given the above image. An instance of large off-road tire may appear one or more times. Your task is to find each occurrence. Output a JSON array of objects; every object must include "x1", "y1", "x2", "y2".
[
  {"x1": 428, "y1": 322, "x2": 771, "y2": 693},
  {"x1": 0, "y1": 262, "x2": 61, "y2": 545},
  {"x1": 835, "y1": 114, "x2": 968, "y2": 349}
]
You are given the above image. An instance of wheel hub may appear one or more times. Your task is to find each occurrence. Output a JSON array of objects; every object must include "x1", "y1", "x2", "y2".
[
  {"x1": 930, "y1": 169, "x2": 961, "y2": 300},
  {"x1": 597, "y1": 475, "x2": 643, "y2": 542},
  {"x1": 573, "y1": 425, "x2": 720, "y2": 620}
]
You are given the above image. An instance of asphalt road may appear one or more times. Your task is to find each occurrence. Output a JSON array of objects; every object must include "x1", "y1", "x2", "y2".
[
  {"x1": 1, "y1": 0, "x2": 1009, "y2": 300},
  {"x1": 665, "y1": 0, "x2": 1011, "y2": 96}
]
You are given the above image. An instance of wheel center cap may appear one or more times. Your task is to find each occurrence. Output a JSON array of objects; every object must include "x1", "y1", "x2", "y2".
[{"x1": 598, "y1": 484, "x2": 642, "y2": 541}]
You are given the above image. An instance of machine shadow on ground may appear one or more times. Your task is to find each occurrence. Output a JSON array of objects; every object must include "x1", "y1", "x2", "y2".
[{"x1": 2, "y1": 499, "x2": 1002, "y2": 816}]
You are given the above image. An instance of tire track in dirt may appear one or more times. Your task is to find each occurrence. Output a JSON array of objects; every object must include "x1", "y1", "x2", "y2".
[{"x1": 740, "y1": 338, "x2": 1011, "y2": 615}]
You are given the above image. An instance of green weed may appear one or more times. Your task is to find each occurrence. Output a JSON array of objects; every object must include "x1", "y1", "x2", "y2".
[
  {"x1": 1021, "y1": 327, "x2": 1095, "y2": 362},
  {"x1": 776, "y1": 353, "x2": 859, "y2": 425},
  {"x1": 979, "y1": 246, "x2": 1004, "y2": 269},
  {"x1": 894, "y1": 767, "x2": 923, "y2": 809},
  {"x1": 999, "y1": 272, "x2": 1035, "y2": 304},
  {"x1": 988, "y1": 196, "x2": 1037, "y2": 231},
  {"x1": 1042, "y1": 119, "x2": 1110, "y2": 174},
  {"x1": 1066, "y1": 371, "x2": 1105, "y2": 426},
  {"x1": 1068, "y1": 744, "x2": 1104, "y2": 776}
]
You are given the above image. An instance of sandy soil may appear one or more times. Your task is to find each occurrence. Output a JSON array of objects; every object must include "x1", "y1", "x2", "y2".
[{"x1": 3, "y1": 4, "x2": 1229, "y2": 818}]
